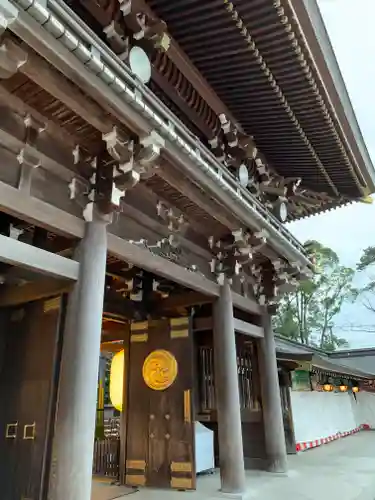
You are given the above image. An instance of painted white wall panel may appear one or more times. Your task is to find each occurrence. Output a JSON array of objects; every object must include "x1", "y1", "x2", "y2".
[
  {"x1": 351, "y1": 392, "x2": 375, "y2": 428},
  {"x1": 290, "y1": 391, "x2": 357, "y2": 443}
]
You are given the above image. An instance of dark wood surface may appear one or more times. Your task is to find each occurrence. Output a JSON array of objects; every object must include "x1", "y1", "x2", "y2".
[
  {"x1": 0, "y1": 296, "x2": 63, "y2": 500},
  {"x1": 126, "y1": 318, "x2": 195, "y2": 490},
  {"x1": 279, "y1": 372, "x2": 297, "y2": 455},
  {"x1": 194, "y1": 329, "x2": 268, "y2": 468},
  {"x1": 119, "y1": 324, "x2": 130, "y2": 484}
]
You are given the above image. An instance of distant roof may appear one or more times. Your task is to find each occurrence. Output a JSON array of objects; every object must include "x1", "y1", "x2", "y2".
[
  {"x1": 275, "y1": 336, "x2": 375, "y2": 379},
  {"x1": 330, "y1": 347, "x2": 375, "y2": 359}
]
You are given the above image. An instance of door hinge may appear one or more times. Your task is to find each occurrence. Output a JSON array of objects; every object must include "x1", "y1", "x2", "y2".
[
  {"x1": 184, "y1": 390, "x2": 192, "y2": 423},
  {"x1": 171, "y1": 461, "x2": 192, "y2": 473},
  {"x1": 23, "y1": 422, "x2": 36, "y2": 440},
  {"x1": 170, "y1": 317, "x2": 189, "y2": 339},
  {"x1": 126, "y1": 459, "x2": 146, "y2": 471},
  {"x1": 126, "y1": 474, "x2": 146, "y2": 487},
  {"x1": 130, "y1": 333, "x2": 148, "y2": 343},
  {"x1": 170, "y1": 477, "x2": 193, "y2": 490},
  {"x1": 5, "y1": 422, "x2": 17, "y2": 439}
]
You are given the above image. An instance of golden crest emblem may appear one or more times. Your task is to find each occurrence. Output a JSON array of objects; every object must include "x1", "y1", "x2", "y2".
[{"x1": 142, "y1": 349, "x2": 178, "y2": 391}]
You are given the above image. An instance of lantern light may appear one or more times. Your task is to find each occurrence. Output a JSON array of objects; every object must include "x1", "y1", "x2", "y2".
[
  {"x1": 323, "y1": 383, "x2": 333, "y2": 392},
  {"x1": 339, "y1": 384, "x2": 348, "y2": 392},
  {"x1": 109, "y1": 349, "x2": 125, "y2": 412},
  {"x1": 352, "y1": 386, "x2": 360, "y2": 393}
]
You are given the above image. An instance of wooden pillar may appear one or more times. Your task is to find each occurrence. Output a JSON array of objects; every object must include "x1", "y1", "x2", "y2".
[
  {"x1": 50, "y1": 214, "x2": 108, "y2": 500},
  {"x1": 119, "y1": 329, "x2": 130, "y2": 484},
  {"x1": 258, "y1": 308, "x2": 288, "y2": 473},
  {"x1": 213, "y1": 278, "x2": 246, "y2": 495}
]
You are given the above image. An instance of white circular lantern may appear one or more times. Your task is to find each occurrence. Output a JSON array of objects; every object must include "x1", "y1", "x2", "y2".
[
  {"x1": 129, "y1": 46, "x2": 152, "y2": 84},
  {"x1": 238, "y1": 164, "x2": 249, "y2": 187},
  {"x1": 273, "y1": 200, "x2": 288, "y2": 222}
]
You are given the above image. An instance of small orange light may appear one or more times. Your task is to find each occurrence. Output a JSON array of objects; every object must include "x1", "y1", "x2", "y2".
[
  {"x1": 339, "y1": 385, "x2": 348, "y2": 392},
  {"x1": 352, "y1": 386, "x2": 359, "y2": 393},
  {"x1": 323, "y1": 383, "x2": 333, "y2": 392}
]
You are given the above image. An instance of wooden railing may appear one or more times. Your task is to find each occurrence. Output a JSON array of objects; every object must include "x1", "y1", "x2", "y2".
[{"x1": 93, "y1": 438, "x2": 120, "y2": 479}]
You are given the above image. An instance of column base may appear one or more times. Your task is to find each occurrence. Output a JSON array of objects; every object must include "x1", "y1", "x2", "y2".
[
  {"x1": 267, "y1": 456, "x2": 288, "y2": 474},
  {"x1": 210, "y1": 490, "x2": 251, "y2": 500}
]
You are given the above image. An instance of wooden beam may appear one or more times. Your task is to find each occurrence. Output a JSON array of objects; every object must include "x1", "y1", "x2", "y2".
[
  {"x1": 8, "y1": 22, "x2": 259, "y2": 246},
  {"x1": 193, "y1": 317, "x2": 264, "y2": 338},
  {"x1": 108, "y1": 232, "x2": 219, "y2": 297},
  {"x1": 232, "y1": 291, "x2": 260, "y2": 316},
  {"x1": 19, "y1": 45, "x2": 114, "y2": 135},
  {"x1": 0, "y1": 85, "x2": 78, "y2": 152},
  {"x1": 10, "y1": 19, "x2": 149, "y2": 137},
  {"x1": 157, "y1": 164, "x2": 236, "y2": 232},
  {"x1": 75, "y1": 0, "x2": 239, "y2": 140},
  {"x1": 156, "y1": 291, "x2": 212, "y2": 311},
  {"x1": 0, "y1": 180, "x2": 84, "y2": 237},
  {"x1": 132, "y1": 183, "x2": 211, "y2": 240},
  {"x1": 100, "y1": 341, "x2": 123, "y2": 353},
  {"x1": 102, "y1": 320, "x2": 128, "y2": 341},
  {"x1": 127, "y1": 0, "x2": 243, "y2": 130},
  {"x1": 9, "y1": 12, "x2": 311, "y2": 271},
  {"x1": 193, "y1": 317, "x2": 212, "y2": 331},
  {"x1": 0, "y1": 181, "x2": 260, "y2": 315},
  {"x1": 0, "y1": 278, "x2": 72, "y2": 307},
  {"x1": 0, "y1": 103, "x2": 80, "y2": 183},
  {"x1": 121, "y1": 199, "x2": 211, "y2": 261},
  {"x1": 151, "y1": 68, "x2": 214, "y2": 139},
  {"x1": 0, "y1": 131, "x2": 212, "y2": 264},
  {"x1": 0, "y1": 234, "x2": 79, "y2": 281},
  {"x1": 2, "y1": 266, "x2": 60, "y2": 285},
  {"x1": 234, "y1": 318, "x2": 264, "y2": 338}
]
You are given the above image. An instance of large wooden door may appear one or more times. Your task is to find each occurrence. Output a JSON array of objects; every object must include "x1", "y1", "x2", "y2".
[
  {"x1": 125, "y1": 317, "x2": 196, "y2": 490},
  {"x1": 0, "y1": 296, "x2": 64, "y2": 500}
]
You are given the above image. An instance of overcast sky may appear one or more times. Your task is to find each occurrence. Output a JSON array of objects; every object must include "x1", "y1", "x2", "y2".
[{"x1": 287, "y1": 0, "x2": 375, "y2": 347}]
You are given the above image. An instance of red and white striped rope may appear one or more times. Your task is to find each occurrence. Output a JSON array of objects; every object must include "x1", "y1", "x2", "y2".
[{"x1": 296, "y1": 424, "x2": 371, "y2": 452}]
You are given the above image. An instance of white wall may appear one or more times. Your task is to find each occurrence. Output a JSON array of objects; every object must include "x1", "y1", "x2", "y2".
[
  {"x1": 290, "y1": 391, "x2": 357, "y2": 443},
  {"x1": 351, "y1": 391, "x2": 375, "y2": 429}
]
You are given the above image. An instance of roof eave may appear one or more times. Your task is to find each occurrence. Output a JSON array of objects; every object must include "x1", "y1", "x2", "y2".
[{"x1": 290, "y1": 0, "x2": 375, "y2": 193}]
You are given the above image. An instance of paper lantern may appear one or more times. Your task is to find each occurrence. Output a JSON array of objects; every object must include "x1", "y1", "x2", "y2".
[
  {"x1": 323, "y1": 383, "x2": 333, "y2": 392},
  {"x1": 339, "y1": 384, "x2": 348, "y2": 392},
  {"x1": 352, "y1": 386, "x2": 359, "y2": 393},
  {"x1": 109, "y1": 349, "x2": 125, "y2": 412}
]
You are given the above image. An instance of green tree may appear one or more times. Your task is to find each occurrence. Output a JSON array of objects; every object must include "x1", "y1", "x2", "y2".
[
  {"x1": 274, "y1": 240, "x2": 354, "y2": 351},
  {"x1": 356, "y1": 246, "x2": 375, "y2": 313}
]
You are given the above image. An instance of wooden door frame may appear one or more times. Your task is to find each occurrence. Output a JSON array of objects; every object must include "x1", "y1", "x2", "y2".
[
  {"x1": 0, "y1": 295, "x2": 67, "y2": 500},
  {"x1": 119, "y1": 324, "x2": 130, "y2": 484},
  {"x1": 125, "y1": 318, "x2": 196, "y2": 490},
  {"x1": 40, "y1": 294, "x2": 67, "y2": 499}
]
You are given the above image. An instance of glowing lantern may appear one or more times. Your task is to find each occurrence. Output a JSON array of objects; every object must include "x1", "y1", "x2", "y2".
[
  {"x1": 352, "y1": 386, "x2": 359, "y2": 393},
  {"x1": 339, "y1": 384, "x2": 348, "y2": 392},
  {"x1": 109, "y1": 349, "x2": 125, "y2": 412},
  {"x1": 323, "y1": 383, "x2": 333, "y2": 392}
]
